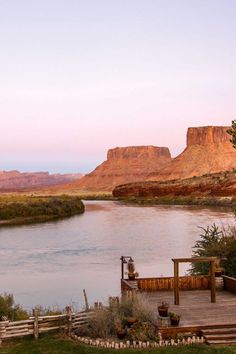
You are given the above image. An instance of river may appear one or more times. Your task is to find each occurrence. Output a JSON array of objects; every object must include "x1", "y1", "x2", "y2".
[{"x1": 0, "y1": 201, "x2": 234, "y2": 311}]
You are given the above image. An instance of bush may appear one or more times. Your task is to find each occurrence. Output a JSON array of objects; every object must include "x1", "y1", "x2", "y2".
[
  {"x1": 128, "y1": 321, "x2": 157, "y2": 342},
  {"x1": 0, "y1": 293, "x2": 28, "y2": 321},
  {"x1": 190, "y1": 224, "x2": 236, "y2": 277},
  {"x1": 33, "y1": 305, "x2": 63, "y2": 316},
  {"x1": 77, "y1": 294, "x2": 158, "y2": 341},
  {"x1": 83, "y1": 307, "x2": 117, "y2": 339}
]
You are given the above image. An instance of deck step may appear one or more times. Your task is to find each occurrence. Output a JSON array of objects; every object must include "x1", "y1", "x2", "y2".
[
  {"x1": 201, "y1": 326, "x2": 236, "y2": 346},
  {"x1": 202, "y1": 328, "x2": 236, "y2": 335},
  {"x1": 206, "y1": 339, "x2": 236, "y2": 346},
  {"x1": 205, "y1": 334, "x2": 236, "y2": 340}
]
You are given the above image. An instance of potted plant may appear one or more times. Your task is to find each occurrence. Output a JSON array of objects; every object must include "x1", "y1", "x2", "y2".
[
  {"x1": 115, "y1": 319, "x2": 126, "y2": 339},
  {"x1": 116, "y1": 328, "x2": 126, "y2": 339},
  {"x1": 127, "y1": 259, "x2": 139, "y2": 280},
  {"x1": 127, "y1": 317, "x2": 137, "y2": 328},
  {"x1": 157, "y1": 302, "x2": 169, "y2": 317},
  {"x1": 169, "y1": 312, "x2": 181, "y2": 326}
]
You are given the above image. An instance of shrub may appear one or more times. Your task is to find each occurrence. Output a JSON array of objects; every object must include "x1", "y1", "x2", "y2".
[
  {"x1": 78, "y1": 293, "x2": 158, "y2": 341},
  {"x1": 33, "y1": 305, "x2": 63, "y2": 316},
  {"x1": 0, "y1": 293, "x2": 28, "y2": 321},
  {"x1": 79, "y1": 307, "x2": 117, "y2": 339},
  {"x1": 128, "y1": 321, "x2": 158, "y2": 342},
  {"x1": 190, "y1": 224, "x2": 236, "y2": 277},
  {"x1": 227, "y1": 119, "x2": 236, "y2": 149}
]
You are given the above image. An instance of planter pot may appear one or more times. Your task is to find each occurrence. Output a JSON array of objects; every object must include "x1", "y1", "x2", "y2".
[
  {"x1": 158, "y1": 307, "x2": 169, "y2": 317},
  {"x1": 117, "y1": 330, "x2": 126, "y2": 339},
  {"x1": 170, "y1": 317, "x2": 180, "y2": 326},
  {"x1": 128, "y1": 274, "x2": 135, "y2": 281},
  {"x1": 127, "y1": 317, "x2": 137, "y2": 328}
]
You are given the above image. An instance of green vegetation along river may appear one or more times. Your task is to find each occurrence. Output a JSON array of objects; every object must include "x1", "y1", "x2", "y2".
[{"x1": 0, "y1": 195, "x2": 84, "y2": 226}]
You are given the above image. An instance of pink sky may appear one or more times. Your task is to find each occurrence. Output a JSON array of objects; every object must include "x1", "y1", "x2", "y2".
[{"x1": 1, "y1": 1, "x2": 235, "y2": 173}]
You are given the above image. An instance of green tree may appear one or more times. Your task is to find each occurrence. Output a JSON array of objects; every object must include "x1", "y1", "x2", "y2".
[
  {"x1": 227, "y1": 119, "x2": 236, "y2": 149},
  {"x1": 190, "y1": 224, "x2": 236, "y2": 277},
  {"x1": 0, "y1": 293, "x2": 28, "y2": 321}
]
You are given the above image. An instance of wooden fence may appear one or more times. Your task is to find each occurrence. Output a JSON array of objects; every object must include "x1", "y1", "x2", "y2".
[
  {"x1": 0, "y1": 308, "x2": 94, "y2": 341},
  {"x1": 223, "y1": 275, "x2": 236, "y2": 294},
  {"x1": 135, "y1": 275, "x2": 210, "y2": 292}
]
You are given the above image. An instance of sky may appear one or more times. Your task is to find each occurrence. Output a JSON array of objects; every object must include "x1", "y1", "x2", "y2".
[{"x1": 0, "y1": 0, "x2": 236, "y2": 173}]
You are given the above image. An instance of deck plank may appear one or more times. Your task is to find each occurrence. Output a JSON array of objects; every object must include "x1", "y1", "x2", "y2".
[{"x1": 146, "y1": 290, "x2": 236, "y2": 326}]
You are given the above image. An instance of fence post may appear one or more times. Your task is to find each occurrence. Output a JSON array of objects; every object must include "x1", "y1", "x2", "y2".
[
  {"x1": 66, "y1": 306, "x2": 72, "y2": 335},
  {"x1": 33, "y1": 308, "x2": 39, "y2": 340},
  {"x1": 83, "y1": 289, "x2": 89, "y2": 311}
]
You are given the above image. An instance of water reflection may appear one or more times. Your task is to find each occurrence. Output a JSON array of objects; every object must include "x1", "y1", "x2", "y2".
[{"x1": 0, "y1": 201, "x2": 234, "y2": 310}]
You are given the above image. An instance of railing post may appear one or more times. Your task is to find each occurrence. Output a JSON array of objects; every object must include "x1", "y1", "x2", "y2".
[
  {"x1": 174, "y1": 261, "x2": 179, "y2": 305},
  {"x1": 210, "y1": 260, "x2": 216, "y2": 303},
  {"x1": 33, "y1": 308, "x2": 39, "y2": 340}
]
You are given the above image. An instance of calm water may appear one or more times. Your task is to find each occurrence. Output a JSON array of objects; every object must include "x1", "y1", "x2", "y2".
[{"x1": 0, "y1": 201, "x2": 235, "y2": 311}]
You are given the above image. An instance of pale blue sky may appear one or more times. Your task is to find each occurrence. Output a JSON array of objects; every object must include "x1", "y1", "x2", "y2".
[{"x1": 0, "y1": 0, "x2": 235, "y2": 173}]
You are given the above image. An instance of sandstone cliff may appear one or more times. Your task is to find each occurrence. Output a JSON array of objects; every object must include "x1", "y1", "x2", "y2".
[
  {"x1": 0, "y1": 171, "x2": 83, "y2": 191},
  {"x1": 65, "y1": 146, "x2": 172, "y2": 192},
  {"x1": 113, "y1": 170, "x2": 236, "y2": 199},
  {"x1": 148, "y1": 126, "x2": 236, "y2": 181}
]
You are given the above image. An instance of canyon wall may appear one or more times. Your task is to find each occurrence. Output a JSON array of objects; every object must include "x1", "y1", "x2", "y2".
[
  {"x1": 66, "y1": 146, "x2": 172, "y2": 192},
  {"x1": 148, "y1": 126, "x2": 236, "y2": 181}
]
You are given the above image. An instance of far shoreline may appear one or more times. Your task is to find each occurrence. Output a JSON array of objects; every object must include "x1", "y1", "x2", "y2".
[{"x1": 0, "y1": 195, "x2": 85, "y2": 227}]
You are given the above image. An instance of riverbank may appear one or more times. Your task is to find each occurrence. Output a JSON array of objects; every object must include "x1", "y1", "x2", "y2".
[
  {"x1": 115, "y1": 195, "x2": 236, "y2": 208},
  {"x1": 112, "y1": 171, "x2": 236, "y2": 208},
  {"x1": 0, "y1": 195, "x2": 84, "y2": 226}
]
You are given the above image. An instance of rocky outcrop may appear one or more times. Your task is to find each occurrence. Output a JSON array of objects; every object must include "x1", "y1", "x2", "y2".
[
  {"x1": 113, "y1": 170, "x2": 236, "y2": 199},
  {"x1": 0, "y1": 171, "x2": 83, "y2": 191},
  {"x1": 187, "y1": 126, "x2": 231, "y2": 146},
  {"x1": 148, "y1": 126, "x2": 236, "y2": 181},
  {"x1": 65, "y1": 146, "x2": 172, "y2": 192}
]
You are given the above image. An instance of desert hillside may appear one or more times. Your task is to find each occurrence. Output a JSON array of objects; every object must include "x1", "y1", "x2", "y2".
[{"x1": 0, "y1": 170, "x2": 83, "y2": 191}]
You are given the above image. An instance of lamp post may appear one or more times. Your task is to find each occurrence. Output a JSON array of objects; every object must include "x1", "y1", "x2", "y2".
[{"x1": 120, "y1": 256, "x2": 133, "y2": 279}]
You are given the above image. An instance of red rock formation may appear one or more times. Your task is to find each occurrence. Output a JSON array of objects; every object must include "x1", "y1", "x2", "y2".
[
  {"x1": 66, "y1": 146, "x2": 172, "y2": 192},
  {"x1": 0, "y1": 171, "x2": 83, "y2": 191},
  {"x1": 113, "y1": 171, "x2": 236, "y2": 198},
  {"x1": 148, "y1": 126, "x2": 236, "y2": 181}
]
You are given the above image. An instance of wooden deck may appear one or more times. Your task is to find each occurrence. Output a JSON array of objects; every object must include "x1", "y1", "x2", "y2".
[{"x1": 146, "y1": 290, "x2": 236, "y2": 327}]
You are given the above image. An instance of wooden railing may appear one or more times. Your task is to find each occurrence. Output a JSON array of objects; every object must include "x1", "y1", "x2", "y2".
[
  {"x1": 121, "y1": 279, "x2": 137, "y2": 291},
  {"x1": 136, "y1": 276, "x2": 210, "y2": 292},
  {"x1": 0, "y1": 319, "x2": 35, "y2": 339},
  {"x1": 223, "y1": 275, "x2": 236, "y2": 294},
  {"x1": 0, "y1": 310, "x2": 94, "y2": 341}
]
